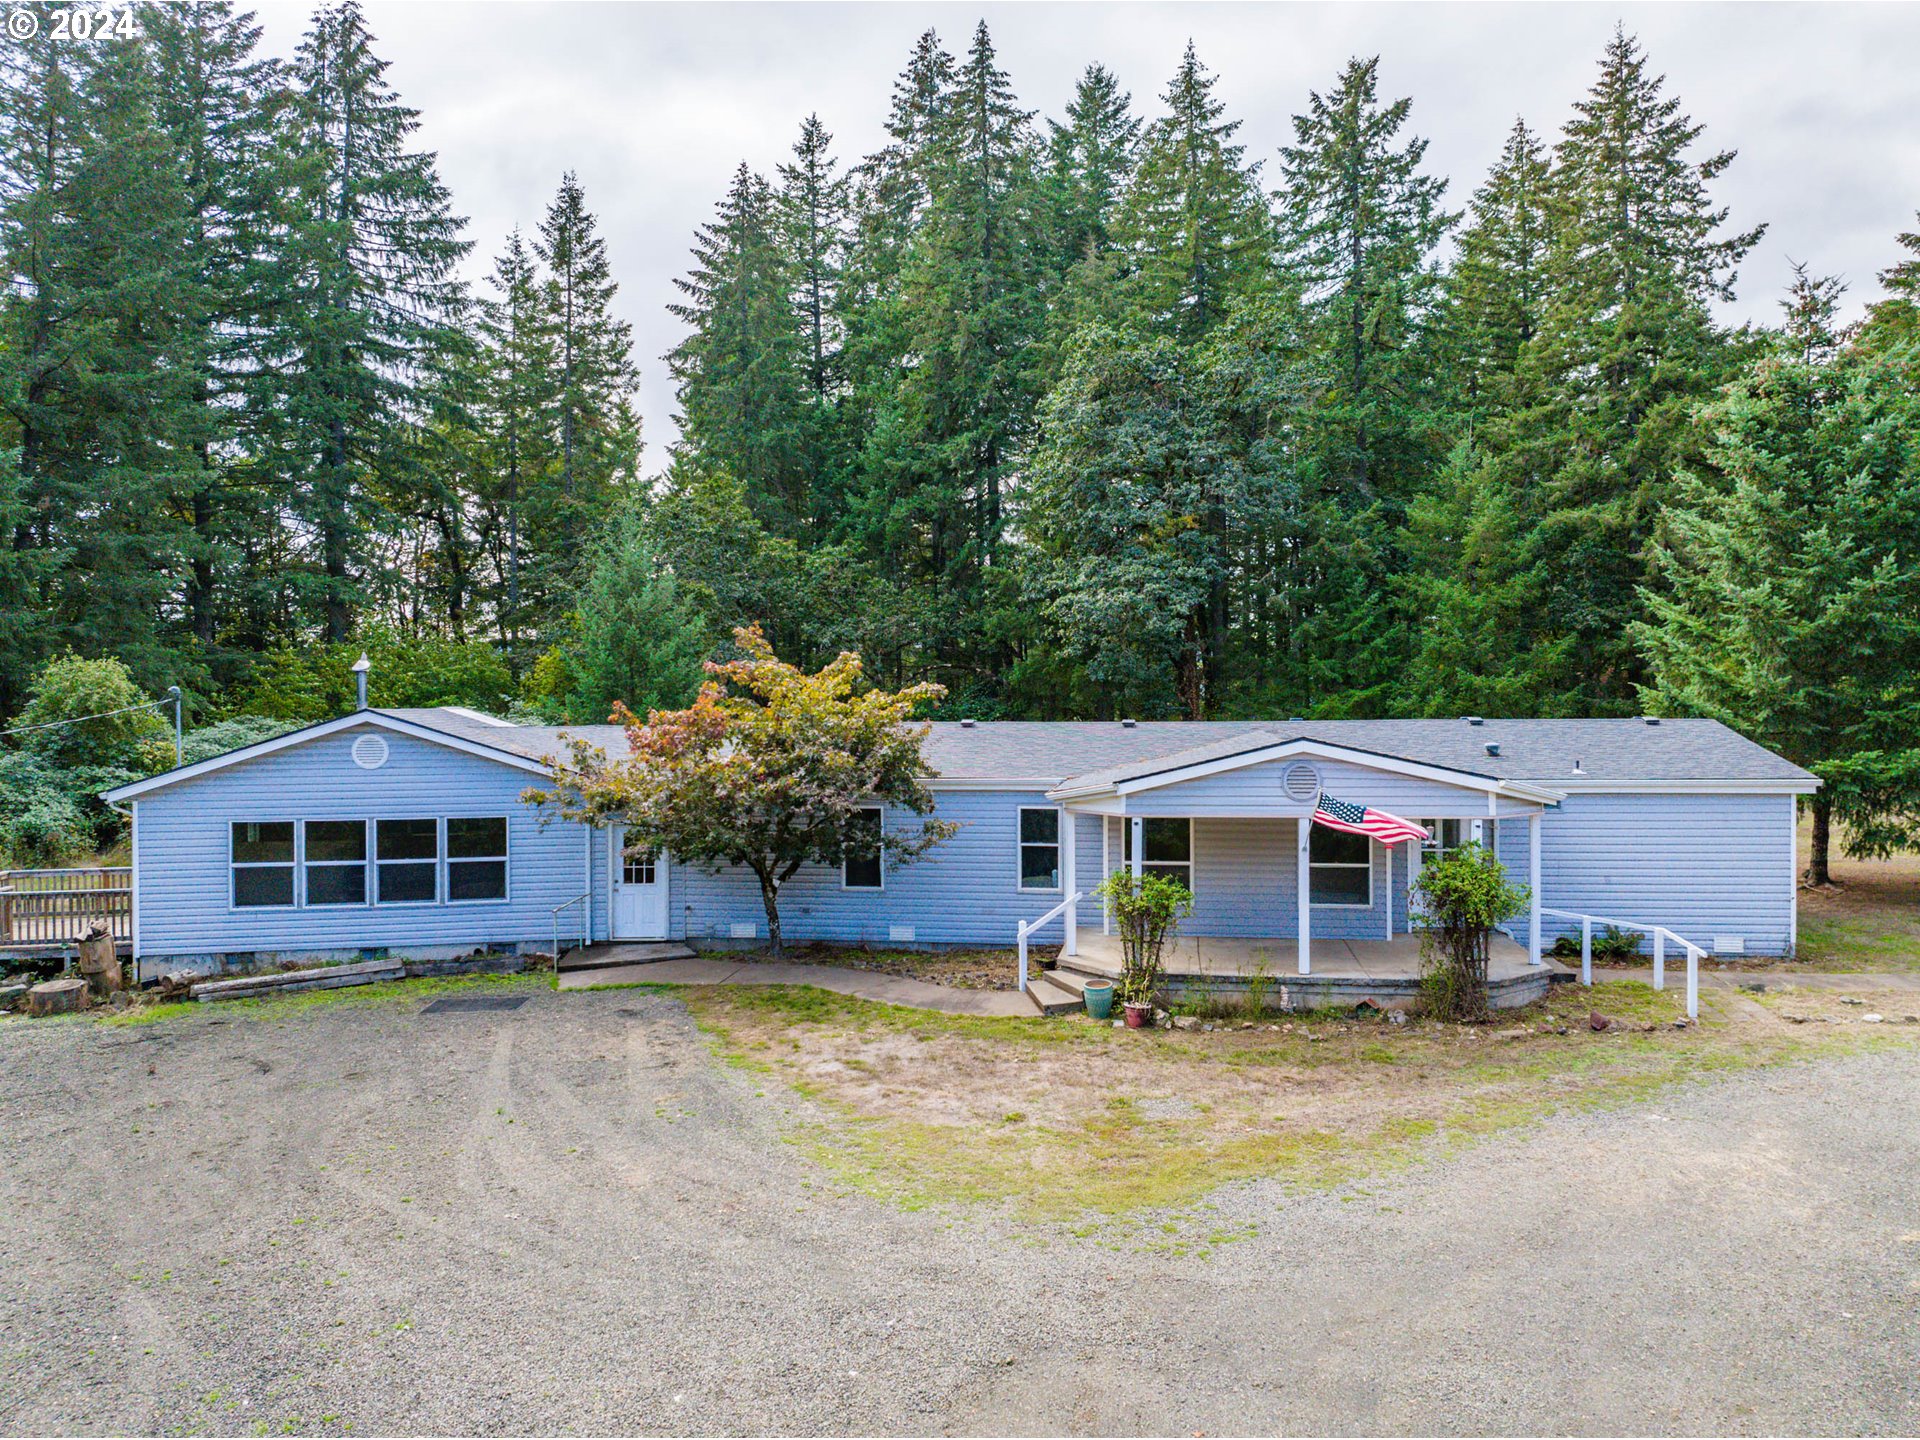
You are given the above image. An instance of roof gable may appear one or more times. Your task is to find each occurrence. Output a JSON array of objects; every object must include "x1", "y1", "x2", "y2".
[{"x1": 101, "y1": 710, "x2": 555, "y2": 803}]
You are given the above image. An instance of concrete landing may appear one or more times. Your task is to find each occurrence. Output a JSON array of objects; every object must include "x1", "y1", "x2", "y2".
[
  {"x1": 557, "y1": 955, "x2": 1037, "y2": 1017},
  {"x1": 556, "y1": 941, "x2": 696, "y2": 974}
]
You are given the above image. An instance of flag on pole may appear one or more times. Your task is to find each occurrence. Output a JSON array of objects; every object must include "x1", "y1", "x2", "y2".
[{"x1": 1313, "y1": 794, "x2": 1430, "y2": 847}]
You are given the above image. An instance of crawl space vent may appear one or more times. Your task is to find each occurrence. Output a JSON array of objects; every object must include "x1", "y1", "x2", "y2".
[
  {"x1": 889, "y1": 924, "x2": 916, "y2": 943},
  {"x1": 350, "y1": 734, "x2": 389, "y2": 770},
  {"x1": 1280, "y1": 761, "x2": 1321, "y2": 804}
]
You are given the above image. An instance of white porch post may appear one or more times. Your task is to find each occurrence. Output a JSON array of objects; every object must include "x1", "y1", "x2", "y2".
[
  {"x1": 1297, "y1": 816, "x2": 1312, "y2": 976},
  {"x1": 1528, "y1": 810, "x2": 1543, "y2": 966},
  {"x1": 1062, "y1": 809, "x2": 1078, "y2": 956},
  {"x1": 1101, "y1": 817, "x2": 1111, "y2": 935},
  {"x1": 1129, "y1": 816, "x2": 1143, "y2": 883},
  {"x1": 1385, "y1": 842, "x2": 1394, "y2": 942}
]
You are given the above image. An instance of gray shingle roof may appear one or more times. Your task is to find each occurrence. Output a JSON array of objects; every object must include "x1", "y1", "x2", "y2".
[{"x1": 390, "y1": 709, "x2": 1812, "y2": 788}]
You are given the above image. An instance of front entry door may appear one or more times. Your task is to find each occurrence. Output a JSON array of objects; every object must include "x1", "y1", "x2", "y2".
[{"x1": 611, "y1": 827, "x2": 669, "y2": 939}]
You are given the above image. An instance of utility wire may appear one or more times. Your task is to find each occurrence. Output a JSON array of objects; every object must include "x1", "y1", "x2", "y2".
[{"x1": 0, "y1": 697, "x2": 176, "y2": 739}]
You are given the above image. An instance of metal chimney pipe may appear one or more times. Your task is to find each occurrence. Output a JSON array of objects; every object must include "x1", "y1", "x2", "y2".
[{"x1": 351, "y1": 653, "x2": 371, "y2": 710}]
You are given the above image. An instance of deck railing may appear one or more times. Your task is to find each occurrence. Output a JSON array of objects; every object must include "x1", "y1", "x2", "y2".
[
  {"x1": 1539, "y1": 906, "x2": 1705, "y2": 1019},
  {"x1": 1016, "y1": 891, "x2": 1083, "y2": 998},
  {"x1": 0, "y1": 868, "x2": 132, "y2": 947}
]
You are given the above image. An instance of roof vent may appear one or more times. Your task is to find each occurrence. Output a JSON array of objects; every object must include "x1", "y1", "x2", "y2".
[
  {"x1": 959, "y1": 717, "x2": 976, "y2": 728},
  {"x1": 1120, "y1": 718, "x2": 1136, "y2": 729},
  {"x1": 1484, "y1": 741, "x2": 1501, "y2": 757},
  {"x1": 1288, "y1": 716, "x2": 1303, "y2": 723},
  {"x1": 350, "y1": 652, "x2": 371, "y2": 711},
  {"x1": 1573, "y1": 758, "x2": 1585, "y2": 775},
  {"x1": 1643, "y1": 715, "x2": 1661, "y2": 726}
]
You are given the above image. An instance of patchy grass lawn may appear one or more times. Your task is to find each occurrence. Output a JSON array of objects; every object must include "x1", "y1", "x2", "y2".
[
  {"x1": 85, "y1": 969, "x2": 546, "y2": 1027},
  {"x1": 684, "y1": 977, "x2": 1920, "y2": 1226},
  {"x1": 1790, "y1": 815, "x2": 1920, "y2": 971}
]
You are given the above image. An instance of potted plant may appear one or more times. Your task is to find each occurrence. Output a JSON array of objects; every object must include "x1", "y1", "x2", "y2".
[
  {"x1": 1081, "y1": 977, "x2": 1114, "y2": 1020},
  {"x1": 1094, "y1": 870, "x2": 1194, "y2": 1029}
]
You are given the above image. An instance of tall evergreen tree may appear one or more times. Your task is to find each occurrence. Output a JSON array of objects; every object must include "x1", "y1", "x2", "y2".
[
  {"x1": 1277, "y1": 55, "x2": 1453, "y2": 501},
  {"x1": 144, "y1": 1, "x2": 294, "y2": 671},
  {"x1": 1110, "y1": 43, "x2": 1272, "y2": 342},
  {"x1": 1636, "y1": 274, "x2": 1920, "y2": 883},
  {"x1": 774, "y1": 114, "x2": 852, "y2": 528},
  {"x1": 1445, "y1": 117, "x2": 1552, "y2": 413},
  {"x1": 1045, "y1": 63, "x2": 1140, "y2": 271},
  {"x1": 669, "y1": 163, "x2": 810, "y2": 534},
  {"x1": 278, "y1": 0, "x2": 471, "y2": 641},
  {"x1": 535, "y1": 170, "x2": 641, "y2": 527}
]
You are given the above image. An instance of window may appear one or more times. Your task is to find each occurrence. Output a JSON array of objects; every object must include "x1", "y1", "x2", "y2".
[
  {"x1": 1018, "y1": 807, "x2": 1061, "y2": 891},
  {"x1": 842, "y1": 806, "x2": 883, "y2": 890},
  {"x1": 447, "y1": 817, "x2": 508, "y2": 902},
  {"x1": 231, "y1": 822, "x2": 294, "y2": 907},
  {"x1": 1122, "y1": 817, "x2": 1193, "y2": 893},
  {"x1": 1309, "y1": 826, "x2": 1372, "y2": 906},
  {"x1": 377, "y1": 818, "x2": 439, "y2": 904},
  {"x1": 1420, "y1": 818, "x2": 1465, "y2": 860},
  {"x1": 304, "y1": 820, "x2": 368, "y2": 905},
  {"x1": 622, "y1": 846, "x2": 656, "y2": 885}
]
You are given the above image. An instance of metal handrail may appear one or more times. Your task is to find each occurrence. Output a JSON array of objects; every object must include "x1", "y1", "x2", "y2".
[
  {"x1": 551, "y1": 891, "x2": 590, "y2": 967},
  {"x1": 1539, "y1": 906, "x2": 1705, "y2": 1018},
  {"x1": 1016, "y1": 891, "x2": 1084, "y2": 997}
]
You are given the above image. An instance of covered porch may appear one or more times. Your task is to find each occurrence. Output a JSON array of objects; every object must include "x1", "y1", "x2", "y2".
[{"x1": 1068, "y1": 928, "x2": 1541, "y2": 982}]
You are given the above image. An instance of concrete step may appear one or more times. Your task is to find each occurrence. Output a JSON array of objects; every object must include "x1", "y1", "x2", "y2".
[
  {"x1": 557, "y1": 941, "x2": 696, "y2": 973},
  {"x1": 1025, "y1": 974, "x2": 1083, "y2": 1016}
]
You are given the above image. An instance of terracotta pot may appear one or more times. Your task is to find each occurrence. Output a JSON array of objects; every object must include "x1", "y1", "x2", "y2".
[{"x1": 1122, "y1": 1001, "x2": 1152, "y2": 1029}]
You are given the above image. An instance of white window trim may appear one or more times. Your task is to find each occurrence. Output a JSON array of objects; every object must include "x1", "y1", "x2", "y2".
[
  {"x1": 1017, "y1": 805, "x2": 1063, "y2": 893},
  {"x1": 1309, "y1": 829, "x2": 1374, "y2": 909},
  {"x1": 229, "y1": 820, "x2": 296, "y2": 911},
  {"x1": 373, "y1": 816, "x2": 443, "y2": 907},
  {"x1": 445, "y1": 814, "x2": 511, "y2": 906},
  {"x1": 842, "y1": 805, "x2": 885, "y2": 891},
  {"x1": 301, "y1": 819, "x2": 371, "y2": 909},
  {"x1": 1124, "y1": 816, "x2": 1195, "y2": 894}
]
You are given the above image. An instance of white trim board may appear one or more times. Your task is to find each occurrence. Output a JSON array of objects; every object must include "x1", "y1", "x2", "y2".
[
  {"x1": 1048, "y1": 737, "x2": 1567, "y2": 807},
  {"x1": 101, "y1": 710, "x2": 556, "y2": 803}
]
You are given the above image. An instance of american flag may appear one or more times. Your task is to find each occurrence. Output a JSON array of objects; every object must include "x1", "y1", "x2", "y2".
[{"x1": 1313, "y1": 794, "x2": 1430, "y2": 847}]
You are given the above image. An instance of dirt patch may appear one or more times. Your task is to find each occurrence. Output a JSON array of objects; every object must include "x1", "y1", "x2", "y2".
[
  {"x1": 686, "y1": 977, "x2": 1916, "y2": 1218},
  {"x1": 724, "y1": 942, "x2": 1022, "y2": 990}
]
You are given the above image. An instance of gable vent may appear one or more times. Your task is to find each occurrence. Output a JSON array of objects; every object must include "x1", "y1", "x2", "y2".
[
  {"x1": 1281, "y1": 761, "x2": 1321, "y2": 803},
  {"x1": 351, "y1": 734, "x2": 389, "y2": 770}
]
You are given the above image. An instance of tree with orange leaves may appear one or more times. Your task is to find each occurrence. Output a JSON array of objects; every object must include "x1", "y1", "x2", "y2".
[{"x1": 528, "y1": 626, "x2": 956, "y2": 955}]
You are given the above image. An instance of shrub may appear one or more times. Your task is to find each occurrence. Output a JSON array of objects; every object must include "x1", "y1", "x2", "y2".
[
  {"x1": 15, "y1": 653, "x2": 164, "y2": 768},
  {"x1": 136, "y1": 716, "x2": 302, "y2": 774},
  {"x1": 1411, "y1": 841, "x2": 1529, "y2": 1022},
  {"x1": 1549, "y1": 924, "x2": 1645, "y2": 961},
  {"x1": 1094, "y1": 870, "x2": 1194, "y2": 1008},
  {"x1": 0, "y1": 751, "x2": 93, "y2": 866}
]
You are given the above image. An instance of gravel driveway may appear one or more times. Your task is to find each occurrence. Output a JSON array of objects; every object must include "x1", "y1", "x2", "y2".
[{"x1": 2, "y1": 984, "x2": 1916, "y2": 1436}]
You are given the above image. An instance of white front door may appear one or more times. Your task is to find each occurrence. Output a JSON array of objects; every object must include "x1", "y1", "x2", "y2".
[{"x1": 611, "y1": 827, "x2": 669, "y2": 939}]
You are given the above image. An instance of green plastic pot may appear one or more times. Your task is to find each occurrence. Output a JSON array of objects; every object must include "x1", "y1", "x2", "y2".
[{"x1": 1082, "y1": 979, "x2": 1114, "y2": 1020}]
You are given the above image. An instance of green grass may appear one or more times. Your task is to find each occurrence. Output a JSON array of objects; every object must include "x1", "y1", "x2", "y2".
[
  {"x1": 90, "y1": 970, "x2": 543, "y2": 1026},
  {"x1": 688, "y1": 978, "x2": 1918, "y2": 1223},
  {"x1": 1796, "y1": 913, "x2": 1920, "y2": 972}
]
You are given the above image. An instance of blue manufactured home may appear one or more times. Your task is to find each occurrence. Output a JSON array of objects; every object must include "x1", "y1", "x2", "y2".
[{"x1": 103, "y1": 706, "x2": 1817, "y2": 1006}]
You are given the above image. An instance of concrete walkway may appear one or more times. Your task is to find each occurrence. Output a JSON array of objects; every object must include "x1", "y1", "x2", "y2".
[{"x1": 555, "y1": 954, "x2": 1037, "y2": 1017}]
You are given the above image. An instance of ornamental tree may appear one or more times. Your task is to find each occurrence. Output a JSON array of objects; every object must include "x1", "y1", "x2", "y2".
[{"x1": 528, "y1": 625, "x2": 956, "y2": 955}]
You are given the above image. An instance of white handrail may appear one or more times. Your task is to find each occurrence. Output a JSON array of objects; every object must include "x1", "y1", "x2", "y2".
[
  {"x1": 1539, "y1": 906, "x2": 1704, "y2": 1019},
  {"x1": 551, "y1": 891, "x2": 591, "y2": 967},
  {"x1": 1016, "y1": 891, "x2": 1084, "y2": 997}
]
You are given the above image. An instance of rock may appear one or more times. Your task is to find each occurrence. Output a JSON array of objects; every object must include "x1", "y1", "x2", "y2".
[
  {"x1": 1495, "y1": 1027, "x2": 1530, "y2": 1039},
  {"x1": 1589, "y1": 1011, "x2": 1611, "y2": 1032},
  {"x1": 1240, "y1": 1021, "x2": 1255, "y2": 1030},
  {"x1": 1672, "y1": 1018, "x2": 1691, "y2": 1029},
  {"x1": 1862, "y1": 1013, "x2": 1884, "y2": 1023},
  {"x1": 1840, "y1": 996, "x2": 1865, "y2": 1006},
  {"x1": 1740, "y1": 982, "x2": 1767, "y2": 994},
  {"x1": 26, "y1": 977, "x2": 87, "y2": 1017},
  {"x1": 1171, "y1": 1015, "x2": 1199, "y2": 1031},
  {"x1": 1389, "y1": 1012, "x2": 1408, "y2": 1027},
  {"x1": 0, "y1": 982, "x2": 28, "y2": 1011},
  {"x1": 109, "y1": 990, "x2": 133, "y2": 1010}
]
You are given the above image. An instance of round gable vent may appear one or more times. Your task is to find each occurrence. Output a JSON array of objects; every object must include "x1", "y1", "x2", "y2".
[
  {"x1": 1280, "y1": 760, "x2": 1320, "y2": 803},
  {"x1": 351, "y1": 733, "x2": 389, "y2": 770}
]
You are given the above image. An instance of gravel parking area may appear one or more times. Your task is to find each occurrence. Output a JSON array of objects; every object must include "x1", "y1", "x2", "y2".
[{"x1": 3, "y1": 982, "x2": 1917, "y2": 1435}]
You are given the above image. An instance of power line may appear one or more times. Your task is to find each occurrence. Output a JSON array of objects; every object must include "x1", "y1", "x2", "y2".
[{"x1": 1, "y1": 688, "x2": 184, "y2": 766}]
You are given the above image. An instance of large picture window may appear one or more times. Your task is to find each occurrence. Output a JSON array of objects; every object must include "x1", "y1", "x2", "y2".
[
  {"x1": 447, "y1": 817, "x2": 509, "y2": 902},
  {"x1": 304, "y1": 820, "x2": 368, "y2": 905},
  {"x1": 1309, "y1": 826, "x2": 1372, "y2": 907},
  {"x1": 1122, "y1": 817, "x2": 1193, "y2": 892},
  {"x1": 842, "y1": 807, "x2": 883, "y2": 890},
  {"x1": 1018, "y1": 807, "x2": 1061, "y2": 891},
  {"x1": 231, "y1": 822, "x2": 295, "y2": 908},
  {"x1": 377, "y1": 819, "x2": 439, "y2": 904}
]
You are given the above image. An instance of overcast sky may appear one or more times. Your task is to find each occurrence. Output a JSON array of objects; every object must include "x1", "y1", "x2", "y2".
[{"x1": 253, "y1": 1, "x2": 1920, "y2": 472}]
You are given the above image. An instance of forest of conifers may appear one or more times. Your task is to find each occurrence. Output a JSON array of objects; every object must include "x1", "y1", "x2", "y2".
[{"x1": 3, "y1": 3, "x2": 1919, "y2": 870}]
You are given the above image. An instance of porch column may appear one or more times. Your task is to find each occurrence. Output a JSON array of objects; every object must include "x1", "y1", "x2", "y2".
[
  {"x1": 1528, "y1": 810, "x2": 1543, "y2": 966},
  {"x1": 1062, "y1": 810, "x2": 1078, "y2": 956},
  {"x1": 1297, "y1": 816, "x2": 1312, "y2": 976}
]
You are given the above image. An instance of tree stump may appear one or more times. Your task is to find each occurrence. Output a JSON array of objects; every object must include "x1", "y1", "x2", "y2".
[
  {"x1": 77, "y1": 925, "x2": 123, "y2": 997},
  {"x1": 26, "y1": 976, "x2": 87, "y2": 1016}
]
